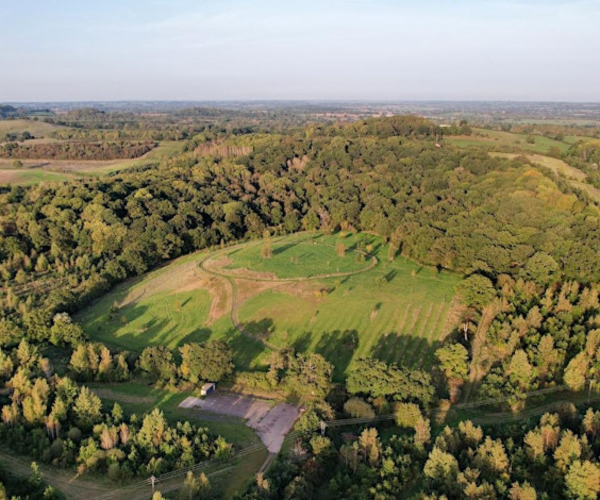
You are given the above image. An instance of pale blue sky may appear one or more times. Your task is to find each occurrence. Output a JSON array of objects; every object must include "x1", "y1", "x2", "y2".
[{"x1": 1, "y1": 0, "x2": 599, "y2": 101}]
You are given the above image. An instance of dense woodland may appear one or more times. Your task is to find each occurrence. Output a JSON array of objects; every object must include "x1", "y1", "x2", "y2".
[
  {"x1": 4, "y1": 113, "x2": 600, "y2": 497},
  {"x1": 237, "y1": 407, "x2": 600, "y2": 499}
]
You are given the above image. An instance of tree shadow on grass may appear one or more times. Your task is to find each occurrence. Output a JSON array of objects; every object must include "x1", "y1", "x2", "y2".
[
  {"x1": 226, "y1": 327, "x2": 268, "y2": 370},
  {"x1": 314, "y1": 329, "x2": 359, "y2": 381},
  {"x1": 384, "y1": 270, "x2": 397, "y2": 283},
  {"x1": 371, "y1": 332, "x2": 442, "y2": 371},
  {"x1": 272, "y1": 243, "x2": 296, "y2": 256},
  {"x1": 290, "y1": 329, "x2": 360, "y2": 382},
  {"x1": 240, "y1": 318, "x2": 275, "y2": 339},
  {"x1": 292, "y1": 331, "x2": 312, "y2": 353}
]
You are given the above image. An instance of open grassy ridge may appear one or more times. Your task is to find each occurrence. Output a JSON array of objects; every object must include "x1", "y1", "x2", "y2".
[
  {"x1": 0, "y1": 118, "x2": 67, "y2": 137},
  {"x1": 79, "y1": 232, "x2": 461, "y2": 380},
  {"x1": 447, "y1": 127, "x2": 570, "y2": 154},
  {"x1": 237, "y1": 255, "x2": 457, "y2": 378},
  {"x1": 224, "y1": 232, "x2": 371, "y2": 278}
]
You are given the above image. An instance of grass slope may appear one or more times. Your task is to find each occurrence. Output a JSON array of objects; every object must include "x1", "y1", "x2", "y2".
[
  {"x1": 0, "y1": 118, "x2": 66, "y2": 137},
  {"x1": 80, "y1": 233, "x2": 461, "y2": 380},
  {"x1": 447, "y1": 128, "x2": 570, "y2": 154},
  {"x1": 237, "y1": 256, "x2": 457, "y2": 378},
  {"x1": 225, "y1": 232, "x2": 372, "y2": 278}
]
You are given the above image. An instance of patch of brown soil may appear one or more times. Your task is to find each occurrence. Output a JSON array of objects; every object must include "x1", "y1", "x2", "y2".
[
  {"x1": 225, "y1": 267, "x2": 279, "y2": 281},
  {"x1": 236, "y1": 279, "x2": 283, "y2": 303},
  {"x1": 235, "y1": 279, "x2": 316, "y2": 304},
  {"x1": 275, "y1": 281, "x2": 317, "y2": 299},
  {"x1": 205, "y1": 276, "x2": 231, "y2": 325},
  {"x1": 169, "y1": 271, "x2": 232, "y2": 325},
  {"x1": 204, "y1": 256, "x2": 234, "y2": 270},
  {"x1": 0, "y1": 170, "x2": 22, "y2": 183}
]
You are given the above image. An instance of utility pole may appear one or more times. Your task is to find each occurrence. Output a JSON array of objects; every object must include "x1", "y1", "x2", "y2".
[{"x1": 150, "y1": 475, "x2": 156, "y2": 495}]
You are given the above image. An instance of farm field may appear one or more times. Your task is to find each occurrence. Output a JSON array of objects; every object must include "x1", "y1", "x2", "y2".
[
  {"x1": 79, "y1": 232, "x2": 461, "y2": 380},
  {"x1": 0, "y1": 118, "x2": 67, "y2": 137},
  {"x1": 447, "y1": 127, "x2": 570, "y2": 154},
  {"x1": 0, "y1": 141, "x2": 181, "y2": 185}
]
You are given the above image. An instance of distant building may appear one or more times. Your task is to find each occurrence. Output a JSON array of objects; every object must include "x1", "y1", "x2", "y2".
[{"x1": 201, "y1": 382, "x2": 216, "y2": 396}]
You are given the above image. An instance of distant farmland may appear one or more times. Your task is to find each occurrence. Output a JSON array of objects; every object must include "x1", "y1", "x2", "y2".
[
  {"x1": 447, "y1": 127, "x2": 570, "y2": 154},
  {"x1": 0, "y1": 141, "x2": 181, "y2": 185}
]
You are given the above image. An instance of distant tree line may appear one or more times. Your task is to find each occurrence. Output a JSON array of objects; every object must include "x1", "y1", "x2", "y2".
[{"x1": 0, "y1": 141, "x2": 157, "y2": 160}]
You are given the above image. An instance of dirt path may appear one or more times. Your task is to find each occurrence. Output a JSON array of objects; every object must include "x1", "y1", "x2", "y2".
[
  {"x1": 0, "y1": 451, "x2": 111, "y2": 499},
  {"x1": 198, "y1": 240, "x2": 378, "y2": 349},
  {"x1": 463, "y1": 302, "x2": 498, "y2": 402}
]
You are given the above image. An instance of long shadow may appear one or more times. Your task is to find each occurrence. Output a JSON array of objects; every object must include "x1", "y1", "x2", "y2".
[
  {"x1": 240, "y1": 318, "x2": 275, "y2": 339},
  {"x1": 292, "y1": 331, "x2": 313, "y2": 353},
  {"x1": 371, "y1": 331, "x2": 443, "y2": 372},
  {"x1": 226, "y1": 327, "x2": 268, "y2": 370},
  {"x1": 272, "y1": 243, "x2": 296, "y2": 256},
  {"x1": 384, "y1": 270, "x2": 397, "y2": 283},
  {"x1": 314, "y1": 329, "x2": 359, "y2": 381}
]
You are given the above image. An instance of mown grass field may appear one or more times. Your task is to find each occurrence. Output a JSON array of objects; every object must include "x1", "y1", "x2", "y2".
[
  {"x1": 447, "y1": 128, "x2": 570, "y2": 154},
  {"x1": 237, "y1": 260, "x2": 458, "y2": 378},
  {"x1": 80, "y1": 232, "x2": 461, "y2": 380},
  {"x1": 0, "y1": 168, "x2": 78, "y2": 185},
  {"x1": 225, "y1": 232, "x2": 373, "y2": 278}
]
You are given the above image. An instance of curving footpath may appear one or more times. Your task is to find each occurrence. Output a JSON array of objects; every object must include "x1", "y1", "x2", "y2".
[{"x1": 198, "y1": 238, "x2": 378, "y2": 350}]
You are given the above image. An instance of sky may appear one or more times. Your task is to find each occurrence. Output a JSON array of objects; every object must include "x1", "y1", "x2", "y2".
[{"x1": 1, "y1": 0, "x2": 599, "y2": 102}]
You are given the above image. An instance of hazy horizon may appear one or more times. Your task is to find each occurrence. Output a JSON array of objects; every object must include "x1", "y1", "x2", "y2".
[{"x1": 2, "y1": 0, "x2": 599, "y2": 102}]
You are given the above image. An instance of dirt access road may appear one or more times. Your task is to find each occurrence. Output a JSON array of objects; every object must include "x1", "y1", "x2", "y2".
[{"x1": 180, "y1": 393, "x2": 301, "y2": 453}]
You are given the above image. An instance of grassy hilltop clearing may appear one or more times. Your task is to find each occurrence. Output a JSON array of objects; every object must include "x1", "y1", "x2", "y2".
[{"x1": 78, "y1": 231, "x2": 460, "y2": 379}]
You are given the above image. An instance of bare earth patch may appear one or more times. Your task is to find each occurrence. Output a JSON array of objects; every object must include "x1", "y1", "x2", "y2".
[
  {"x1": 223, "y1": 266, "x2": 279, "y2": 281},
  {"x1": 180, "y1": 393, "x2": 300, "y2": 453},
  {"x1": 204, "y1": 256, "x2": 234, "y2": 271},
  {"x1": 0, "y1": 170, "x2": 25, "y2": 183},
  {"x1": 200, "y1": 276, "x2": 231, "y2": 325},
  {"x1": 235, "y1": 279, "x2": 285, "y2": 303},
  {"x1": 116, "y1": 258, "x2": 233, "y2": 326}
]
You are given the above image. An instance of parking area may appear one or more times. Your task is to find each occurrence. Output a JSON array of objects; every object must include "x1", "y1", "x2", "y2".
[{"x1": 180, "y1": 393, "x2": 301, "y2": 452}]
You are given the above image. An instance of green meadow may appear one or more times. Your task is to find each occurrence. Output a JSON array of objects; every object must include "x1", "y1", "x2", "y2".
[
  {"x1": 447, "y1": 127, "x2": 570, "y2": 154},
  {"x1": 79, "y1": 232, "x2": 461, "y2": 380}
]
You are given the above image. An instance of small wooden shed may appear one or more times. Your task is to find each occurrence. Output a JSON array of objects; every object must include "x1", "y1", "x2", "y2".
[{"x1": 201, "y1": 382, "x2": 216, "y2": 396}]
